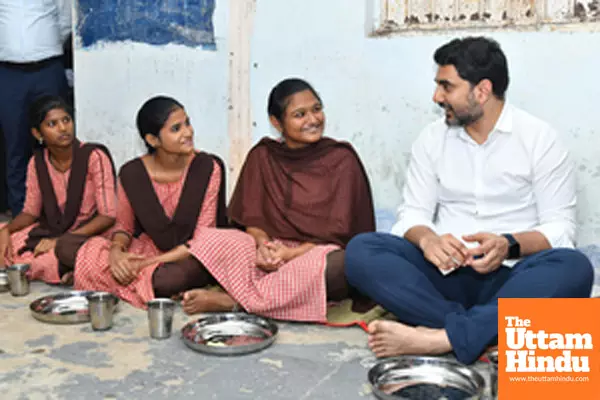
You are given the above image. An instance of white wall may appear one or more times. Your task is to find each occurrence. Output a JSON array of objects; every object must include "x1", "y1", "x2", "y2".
[
  {"x1": 250, "y1": 0, "x2": 600, "y2": 245},
  {"x1": 74, "y1": 3, "x2": 230, "y2": 169},
  {"x1": 74, "y1": 0, "x2": 600, "y2": 245}
]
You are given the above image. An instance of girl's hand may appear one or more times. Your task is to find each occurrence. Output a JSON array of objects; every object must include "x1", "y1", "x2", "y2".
[
  {"x1": 0, "y1": 228, "x2": 12, "y2": 268},
  {"x1": 264, "y1": 241, "x2": 296, "y2": 265},
  {"x1": 109, "y1": 247, "x2": 145, "y2": 285},
  {"x1": 33, "y1": 238, "x2": 57, "y2": 257},
  {"x1": 256, "y1": 243, "x2": 280, "y2": 272}
]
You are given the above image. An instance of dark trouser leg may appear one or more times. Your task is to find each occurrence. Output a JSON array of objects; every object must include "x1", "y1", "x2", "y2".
[
  {"x1": 0, "y1": 128, "x2": 7, "y2": 213},
  {"x1": 326, "y1": 249, "x2": 376, "y2": 312},
  {"x1": 30, "y1": 59, "x2": 68, "y2": 102},
  {"x1": 152, "y1": 257, "x2": 216, "y2": 298},
  {"x1": 345, "y1": 233, "x2": 473, "y2": 328},
  {"x1": 0, "y1": 61, "x2": 67, "y2": 215},
  {"x1": 325, "y1": 250, "x2": 350, "y2": 301},
  {"x1": 0, "y1": 67, "x2": 30, "y2": 216},
  {"x1": 345, "y1": 233, "x2": 594, "y2": 364},
  {"x1": 54, "y1": 233, "x2": 89, "y2": 278},
  {"x1": 447, "y1": 248, "x2": 594, "y2": 363}
]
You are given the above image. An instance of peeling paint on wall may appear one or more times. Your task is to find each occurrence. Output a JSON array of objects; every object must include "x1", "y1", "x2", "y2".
[
  {"x1": 376, "y1": 0, "x2": 599, "y2": 34},
  {"x1": 77, "y1": 0, "x2": 217, "y2": 49}
]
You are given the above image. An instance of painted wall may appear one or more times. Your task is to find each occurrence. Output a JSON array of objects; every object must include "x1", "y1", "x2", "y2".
[
  {"x1": 74, "y1": 0, "x2": 228, "y2": 169},
  {"x1": 74, "y1": 0, "x2": 600, "y2": 245},
  {"x1": 250, "y1": 0, "x2": 600, "y2": 245}
]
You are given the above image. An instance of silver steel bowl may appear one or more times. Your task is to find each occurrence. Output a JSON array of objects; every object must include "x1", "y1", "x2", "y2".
[
  {"x1": 30, "y1": 291, "x2": 119, "y2": 324},
  {"x1": 368, "y1": 356, "x2": 486, "y2": 400},
  {"x1": 181, "y1": 313, "x2": 278, "y2": 356},
  {"x1": 486, "y1": 350, "x2": 498, "y2": 399},
  {"x1": 0, "y1": 270, "x2": 9, "y2": 293}
]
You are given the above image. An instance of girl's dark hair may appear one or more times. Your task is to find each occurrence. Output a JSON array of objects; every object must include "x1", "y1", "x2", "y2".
[
  {"x1": 29, "y1": 95, "x2": 72, "y2": 130},
  {"x1": 267, "y1": 78, "x2": 322, "y2": 122},
  {"x1": 136, "y1": 96, "x2": 184, "y2": 153}
]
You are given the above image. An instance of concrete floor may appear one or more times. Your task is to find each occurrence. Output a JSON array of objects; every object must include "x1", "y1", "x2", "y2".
[
  {"x1": 1, "y1": 208, "x2": 596, "y2": 399},
  {"x1": 0, "y1": 282, "x2": 498, "y2": 400}
]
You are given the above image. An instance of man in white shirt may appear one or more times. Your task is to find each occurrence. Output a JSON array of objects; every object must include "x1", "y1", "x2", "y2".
[
  {"x1": 0, "y1": 0, "x2": 71, "y2": 216},
  {"x1": 345, "y1": 37, "x2": 593, "y2": 365}
]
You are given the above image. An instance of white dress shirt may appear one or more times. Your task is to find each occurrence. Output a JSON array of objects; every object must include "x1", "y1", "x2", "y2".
[
  {"x1": 391, "y1": 103, "x2": 576, "y2": 267},
  {"x1": 0, "y1": 0, "x2": 72, "y2": 63}
]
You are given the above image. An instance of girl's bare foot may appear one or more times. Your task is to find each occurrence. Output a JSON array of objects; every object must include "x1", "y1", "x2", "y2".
[
  {"x1": 171, "y1": 292, "x2": 184, "y2": 301},
  {"x1": 181, "y1": 289, "x2": 236, "y2": 315},
  {"x1": 367, "y1": 320, "x2": 452, "y2": 358}
]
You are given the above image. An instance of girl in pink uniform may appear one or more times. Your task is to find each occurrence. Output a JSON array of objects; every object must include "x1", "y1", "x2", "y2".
[
  {"x1": 0, "y1": 95, "x2": 116, "y2": 284},
  {"x1": 72, "y1": 96, "x2": 230, "y2": 308}
]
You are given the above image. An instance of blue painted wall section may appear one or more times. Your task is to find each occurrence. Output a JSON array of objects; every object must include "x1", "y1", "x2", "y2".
[{"x1": 77, "y1": 0, "x2": 216, "y2": 49}]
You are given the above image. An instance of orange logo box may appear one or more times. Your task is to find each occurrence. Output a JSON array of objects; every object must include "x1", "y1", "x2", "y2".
[{"x1": 498, "y1": 298, "x2": 600, "y2": 399}]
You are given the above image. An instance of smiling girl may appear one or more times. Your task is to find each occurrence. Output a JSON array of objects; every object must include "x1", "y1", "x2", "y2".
[
  {"x1": 71, "y1": 96, "x2": 230, "y2": 308},
  {"x1": 181, "y1": 79, "x2": 376, "y2": 322}
]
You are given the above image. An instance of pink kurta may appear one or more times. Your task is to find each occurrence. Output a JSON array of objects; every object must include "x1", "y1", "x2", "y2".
[
  {"x1": 74, "y1": 159, "x2": 222, "y2": 307},
  {"x1": 2, "y1": 147, "x2": 116, "y2": 283},
  {"x1": 74, "y1": 157, "x2": 337, "y2": 322},
  {"x1": 192, "y1": 232, "x2": 339, "y2": 322}
]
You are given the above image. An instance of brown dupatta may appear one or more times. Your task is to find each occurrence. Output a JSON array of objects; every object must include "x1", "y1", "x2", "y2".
[
  {"x1": 119, "y1": 152, "x2": 227, "y2": 252},
  {"x1": 18, "y1": 139, "x2": 115, "y2": 254},
  {"x1": 228, "y1": 137, "x2": 375, "y2": 247}
]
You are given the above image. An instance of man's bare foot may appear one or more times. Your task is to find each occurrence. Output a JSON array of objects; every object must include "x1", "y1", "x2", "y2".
[
  {"x1": 181, "y1": 289, "x2": 236, "y2": 315},
  {"x1": 60, "y1": 272, "x2": 74, "y2": 285},
  {"x1": 367, "y1": 320, "x2": 452, "y2": 358}
]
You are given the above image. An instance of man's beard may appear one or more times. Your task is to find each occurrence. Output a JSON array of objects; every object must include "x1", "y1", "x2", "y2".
[{"x1": 439, "y1": 94, "x2": 483, "y2": 127}]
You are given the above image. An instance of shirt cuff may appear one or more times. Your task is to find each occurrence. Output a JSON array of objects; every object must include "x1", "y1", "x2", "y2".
[{"x1": 390, "y1": 215, "x2": 436, "y2": 238}]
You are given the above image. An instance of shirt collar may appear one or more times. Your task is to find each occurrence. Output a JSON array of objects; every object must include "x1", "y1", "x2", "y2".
[{"x1": 494, "y1": 101, "x2": 513, "y2": 133}]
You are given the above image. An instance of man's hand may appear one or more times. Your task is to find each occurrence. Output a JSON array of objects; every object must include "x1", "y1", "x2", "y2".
[
  {"x1": 419, "y1": 233, "x2": 469, "y2": 272},
  {"x1": 463, "y1": 232, "x2": 509, "y2": 274}
]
